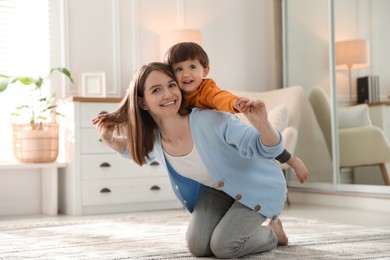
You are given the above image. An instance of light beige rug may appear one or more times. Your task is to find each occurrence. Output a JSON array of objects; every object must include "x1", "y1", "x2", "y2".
[{"x1": 1, "y1": 210, "x2": 390, "y2": 259}]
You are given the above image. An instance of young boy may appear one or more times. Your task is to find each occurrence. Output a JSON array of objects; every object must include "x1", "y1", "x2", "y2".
[{"x1": 164, "y1": 42, "x2": 309, "y2": 184}]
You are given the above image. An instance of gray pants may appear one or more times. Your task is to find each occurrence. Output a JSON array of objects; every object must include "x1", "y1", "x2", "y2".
[{"x1": 186, "y1": 186, "x2": 278, "y2": 259}]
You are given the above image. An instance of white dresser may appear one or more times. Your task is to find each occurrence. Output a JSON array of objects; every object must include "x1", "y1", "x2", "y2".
[{"x1": 58, "y1": 97, "x2": 181, "y2": 215}]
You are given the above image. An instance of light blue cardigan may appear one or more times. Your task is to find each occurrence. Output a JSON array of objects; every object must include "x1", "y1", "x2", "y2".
[{"x1": 124, "y1": 108, "x2": 287, "y2": 220}]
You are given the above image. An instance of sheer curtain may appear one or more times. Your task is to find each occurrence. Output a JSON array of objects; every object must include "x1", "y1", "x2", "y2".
[{"x1": 0, "y1": 0, "x2": 50, "y2": 161}]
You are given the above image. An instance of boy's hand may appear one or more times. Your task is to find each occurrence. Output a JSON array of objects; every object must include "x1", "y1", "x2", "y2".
[
  {"x1": 233, "y1": 97, "x2": 250, "y2": 112},
  {"x1": 234, "y1": 97, "x2": 268, "y2": 114}
]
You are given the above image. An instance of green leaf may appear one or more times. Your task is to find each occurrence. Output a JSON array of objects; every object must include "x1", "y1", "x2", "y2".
[
  {"x1": 3, "y1": 67, "x2": 73, "y2": 124},
  {"x1": 46, "y1": 105, "x2": 57, "y2": 110},
  {"x1": 0, "y1": 80, "x2": 8, "y2": 92},
  {"x1": 15, "y1": 105, "x2": 30, "y2": 109},
  {"x1": 54, "y1": 111, "x2": 65, "y2": 118},
  {"x1": 50, "y1": 67, "x2": 74, "y2": 83},
  {"x1": 11, "y1": 112, "x2": 20, "y2": 117},
  {"x1": 14, "y1": 76, "x2": 35, "y2": 85},
  {"x1": 42, "y1": 105, "x2": 57, "y2": 113},
  {"x1": 34, "y1": 77, "x2": 44, "y2": 89}
]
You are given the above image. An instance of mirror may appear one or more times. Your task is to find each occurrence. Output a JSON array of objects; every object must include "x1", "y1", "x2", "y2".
[
  {"x1": 283, "y1": 0, "x2": 334, "y2": 186},
  {"x1": 283, "y1": 0, "x2": 390, "y2": 193}
]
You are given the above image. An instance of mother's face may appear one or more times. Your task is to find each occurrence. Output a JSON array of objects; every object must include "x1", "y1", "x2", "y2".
[{"x1": 140, "y1": 70, "x2": 182, "y2": 118}]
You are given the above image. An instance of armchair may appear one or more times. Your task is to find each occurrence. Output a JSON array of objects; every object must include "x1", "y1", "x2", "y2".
[
  {"x1": 233, "y1": 86, "x2": 305, "y2": 170},
  {"x1": 309, "y1": 87, "x2": 390, "y2": 185}
]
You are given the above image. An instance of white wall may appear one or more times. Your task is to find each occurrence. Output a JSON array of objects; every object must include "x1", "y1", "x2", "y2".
[{"x1": 59, "y1": 0, "x2": 283, "y2": 98}]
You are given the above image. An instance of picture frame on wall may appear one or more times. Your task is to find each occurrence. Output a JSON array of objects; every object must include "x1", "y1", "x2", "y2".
[{"x1": 81, "y1": 72, "x2": 106, "y2": 97}]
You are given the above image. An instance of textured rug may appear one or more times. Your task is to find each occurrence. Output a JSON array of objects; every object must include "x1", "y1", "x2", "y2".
[{"x1": 1, "y1": 210, "x2": 390, "y2": 260}]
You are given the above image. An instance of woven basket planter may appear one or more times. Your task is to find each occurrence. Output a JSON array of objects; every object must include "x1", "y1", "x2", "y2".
[{"x1": 12, "y1": 123, "x2": 59, "y2": 163}]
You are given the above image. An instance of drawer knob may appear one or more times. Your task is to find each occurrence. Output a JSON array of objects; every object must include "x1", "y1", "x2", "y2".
[
  {"x1": 150, "y1": 161, "x2": 159, "y2": 166},
  {"x1": 150, "y1": 185, "x2": 160, "y2": 191},
  {"x1": 100, "y1": 188, "x2": 111, "y2": 193},
  {"x1": 100, "y1": 162, "x2": 111, "y2": 168}
]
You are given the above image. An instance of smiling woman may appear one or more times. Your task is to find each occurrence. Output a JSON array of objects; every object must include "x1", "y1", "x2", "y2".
[
  {"x1": 92, "y1": 62, "x2": 290, "y2": 258},
  {"x1": 0, "y1": 0, "x2": 50, "y2": 161}
]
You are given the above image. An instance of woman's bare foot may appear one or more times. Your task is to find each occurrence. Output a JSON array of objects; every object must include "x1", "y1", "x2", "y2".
[{"x1": 269, "y1": 219, "x2": 288, "y2": 246}]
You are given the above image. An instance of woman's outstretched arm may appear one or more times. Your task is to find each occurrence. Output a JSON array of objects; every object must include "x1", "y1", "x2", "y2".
[
  {"x1": 242, "y1": 99, "x2": 280, "y2": 147},
  {"x1": 92, "y1": 114, "x2": 127, "y2": 153}
]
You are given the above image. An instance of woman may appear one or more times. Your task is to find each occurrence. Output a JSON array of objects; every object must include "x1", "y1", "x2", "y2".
[{"x1": 92, "y1": 62, "x2": 288, "y2": 258}]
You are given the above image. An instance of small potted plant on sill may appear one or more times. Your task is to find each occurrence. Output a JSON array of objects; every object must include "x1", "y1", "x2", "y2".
[{"x1": 0, "y1": 68, "x2": 73, "y2": 163}]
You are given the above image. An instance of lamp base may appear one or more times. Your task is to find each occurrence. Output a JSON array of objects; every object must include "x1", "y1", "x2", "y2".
[{"x1": 348, "y1": 67, "x2": 354, "y2": 105}]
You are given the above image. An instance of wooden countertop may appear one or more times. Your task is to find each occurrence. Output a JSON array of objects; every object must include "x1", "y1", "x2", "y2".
[
  {"x1": 368, "y1": 101, "x2": 390, "y2": 107},
  {"x1": 62, "y1": 96, "x2": 123, "y2": 103}
]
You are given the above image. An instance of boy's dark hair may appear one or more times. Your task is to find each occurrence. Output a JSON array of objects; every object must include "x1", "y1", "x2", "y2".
[{"x1": 164, "y1": 42, "x2": 209, "y2": 68}]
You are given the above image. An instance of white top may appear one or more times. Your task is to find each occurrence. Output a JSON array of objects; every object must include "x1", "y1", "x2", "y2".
[{"x1": 164, "y1": 145, "x2": 217, "y2": 188}]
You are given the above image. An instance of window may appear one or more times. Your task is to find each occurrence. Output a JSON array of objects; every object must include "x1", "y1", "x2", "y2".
[{"x1": 0, "y1": 0, "x2": 50, "y2": 161}]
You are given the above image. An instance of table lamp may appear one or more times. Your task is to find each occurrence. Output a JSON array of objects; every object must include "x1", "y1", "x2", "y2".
[
  {"x1": 160, "y1": 29, "x2": 202, "y2": 61},
  {"x1": 335, "y1": 39, "x2": 369, "y2": 104}
]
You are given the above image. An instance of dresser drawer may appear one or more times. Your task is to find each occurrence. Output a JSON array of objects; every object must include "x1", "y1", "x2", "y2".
[
  {"x1": 81, "y1": 128, "x2": 116, "y2": 154},
  {"x1": 81, "y1": 154, "x2": 166, "y2": 179},
  {"x1": 82, "y1": 177, "x2": 175, "y2": 206},
  {"x1": 80, "y1": 102, "x2": 120, "y2": 128}
]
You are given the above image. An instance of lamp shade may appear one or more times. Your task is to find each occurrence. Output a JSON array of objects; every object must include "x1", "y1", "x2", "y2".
[
  {"x1": 159, "y1": 29, "x2": 202, "y2": 61},
  {"x1": 335, "y1": 40, "x2": 369, "y2": 70}
]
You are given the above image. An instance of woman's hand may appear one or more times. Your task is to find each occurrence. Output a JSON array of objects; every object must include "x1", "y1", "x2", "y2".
[
  {"x1": 92, "y1": 114, "x2": 127, "y2": 153},
  {"x1": 241, "y1": 99, "x2": 268, "y2": 128},
  {"x1": 92, "y1": 114, "x2": 114, "y2": 142},
  {"x1": 242, "y1": 99, "x2": 280, "y2": 146}
]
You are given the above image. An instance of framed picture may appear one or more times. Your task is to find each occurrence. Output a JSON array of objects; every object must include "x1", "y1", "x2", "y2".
[{"x1": 81, "y1": 72, "x2": 106, "y2": 97}]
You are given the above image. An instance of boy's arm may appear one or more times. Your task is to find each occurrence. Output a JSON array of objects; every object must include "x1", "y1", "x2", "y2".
[
  {"x1": 196, "y1": 79, "x2": 238, "y2": 113},
  {"x1": 275, "y1": 149, "x2": 291, "y2": 163}
]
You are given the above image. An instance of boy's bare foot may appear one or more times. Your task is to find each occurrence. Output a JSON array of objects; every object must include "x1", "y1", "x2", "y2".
[
  {"x1": 287, "y1": 156, "x2": 309, "y2": 184},
  {"x1": 269, "y1": 219, "x2": 288, "y2": 246}
]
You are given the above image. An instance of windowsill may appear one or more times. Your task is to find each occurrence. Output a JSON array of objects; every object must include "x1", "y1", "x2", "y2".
[{"x1": 0, "y1": 161, "x2": 67, "y2": 169}]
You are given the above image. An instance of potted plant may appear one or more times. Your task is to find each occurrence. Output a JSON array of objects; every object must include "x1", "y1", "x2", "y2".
[{"x1": 0, "y1": 68, "x2": 73, "y2": 163}]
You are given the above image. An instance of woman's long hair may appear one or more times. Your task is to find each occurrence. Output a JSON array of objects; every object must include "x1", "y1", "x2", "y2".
[{"x1": 104, "y1": 62, "x2": 191, "y2": 165}]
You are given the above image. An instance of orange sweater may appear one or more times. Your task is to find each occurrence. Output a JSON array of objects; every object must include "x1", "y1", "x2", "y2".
[{"x1": 183, "y1": 78, "x2": 237, "y2": 113}]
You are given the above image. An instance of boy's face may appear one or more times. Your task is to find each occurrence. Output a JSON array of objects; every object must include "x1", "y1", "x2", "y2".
[{"x1": 171, "y1": 59, "x2": 209, "y2": 94}]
